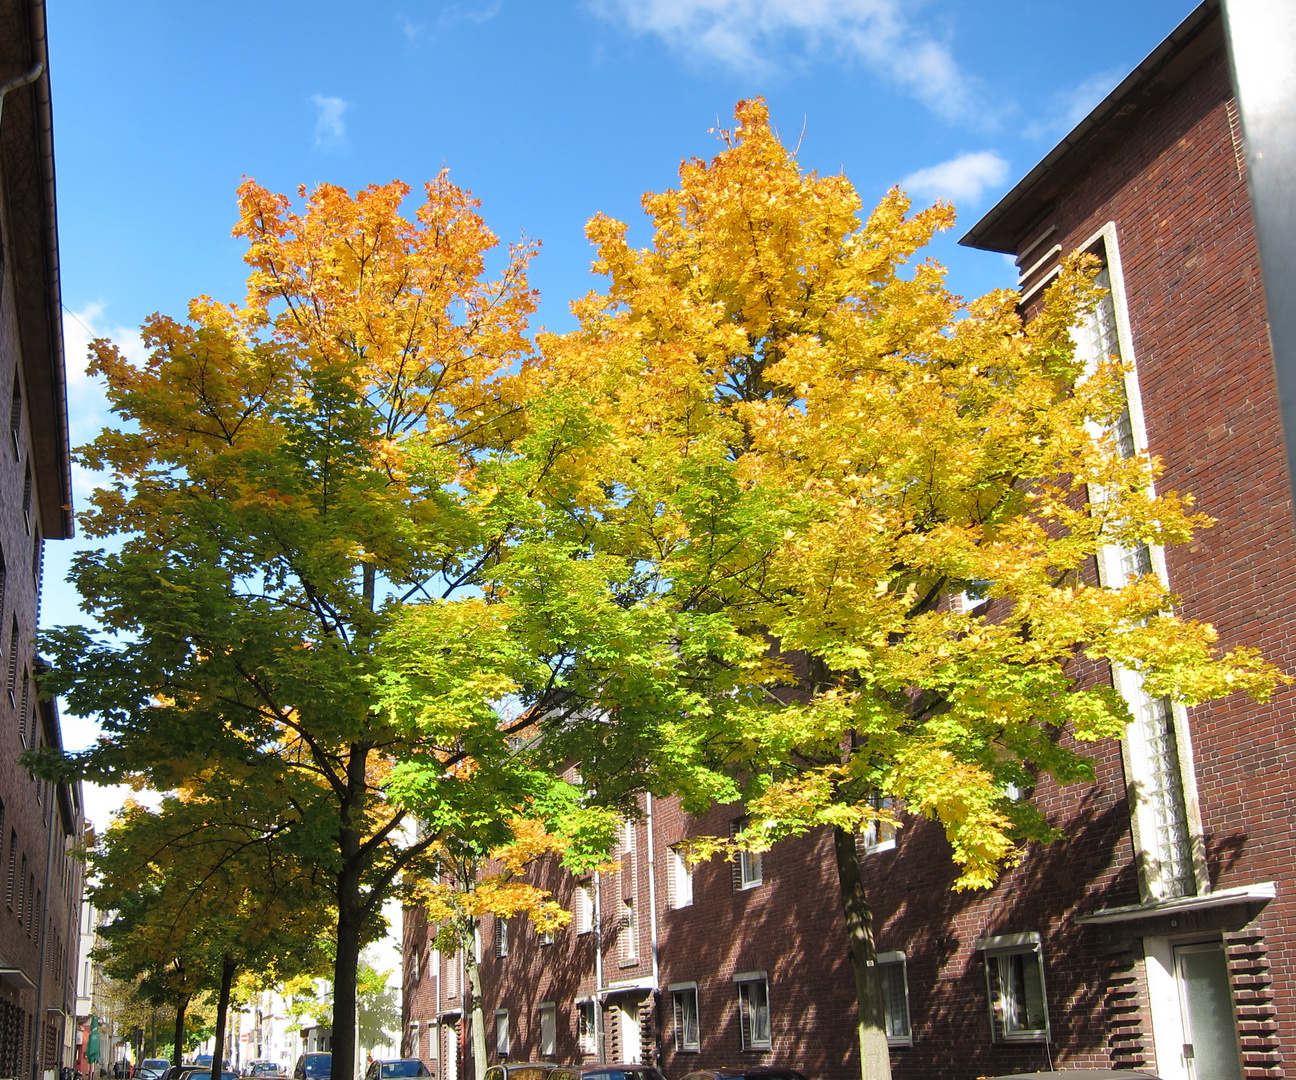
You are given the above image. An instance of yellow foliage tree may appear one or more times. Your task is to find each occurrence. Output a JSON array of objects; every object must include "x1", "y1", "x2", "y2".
[{"x1": 532, "y1": 99, "x2": 1285, "y2": 1080}]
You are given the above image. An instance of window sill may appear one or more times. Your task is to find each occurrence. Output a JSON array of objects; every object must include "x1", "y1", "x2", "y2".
[
  {"x1": 618, "y1": 959, "x2": 640, "y2": 969},
  {"x1": 737, "y1": 881, "x2": 763, "y2": 891},
  {"x1": 885, "y1": 1037, "x2": 912, "y2": 1048}
]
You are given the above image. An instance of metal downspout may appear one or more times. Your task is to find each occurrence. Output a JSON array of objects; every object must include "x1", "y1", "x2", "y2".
[{"x1": 644, "y1": 796, "x2": 661, "y2": 1067}]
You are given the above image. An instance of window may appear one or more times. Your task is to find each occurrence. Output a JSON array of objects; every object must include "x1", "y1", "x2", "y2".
[
  {"x1": 6, "y1": 618, "x2": 17, "y2": 707},
  {"x1": 9, "y1": 373, "x2": 21, "y2": 457},
  {"x1": 735, "y1": 973, "x2": 770, "y2": 1050},
  {"x1": 668, "y1": 846, "x2": 693, "y2": 909},
  {"x1": 619, "y1": 898, "x2": 637, "y2": 963},
  {"x1": 5, "y1": 831, "x2": 13, "y2": 909},
  {"x1": 446, "y1": 949, "x2": 458, "y2": 997},
  {"x1": 877, "y1": 952, "x2": 912, "y2": 1046},
  {"x1": 669, "y1": 984, "x2": 700, "y2": 1052},
  {"x1": 574, "y1": 883, "x2": 593, "y2": 934},
  {"x1": 978, "y1": 932, "x2": 1049, "y2": 1042},
  {"x1": 410, "y1": 944, "x2": 421, "y2": 983},
  {"x1": 19, "y1": 670, "x2": 28, "y2": 746},
  {"x1": 31, "y1": 530, "x2": 40, "y2": 587},
  {"x1": 18, "y1": 855, "x2": 25, "y2": 924},
  {"x1": 0, "y1": 545, "x2": 6, "y2": 617},
  {"x1": 577, "y1": 1000, "x2": 597, "y2": 1056},
  {"x1": 495, "y1": 917, "x2": 509, "y2": 959},
  {"x1": 732, "y1": 819, "x2": 762, "y2": 890},
  {"x1": 407, "y1": 1024, "x2": 421, "y2": 1059},
  {"x1": 538, "y1": 927, "x2": 554, "y2": 946},
  {"x1": 538, "y1": 1002, "x2": 556, "y2": 1056},
  {"x1": 428, "y1": 1020, "x2": 438, "y2": 1059},
  {"x1": 474, "y1": 926, "x2": 482, "y2": 964},
  {"x1": 493, "y1": 1010, "x2": 509, "y2": 1057},
  {"x1": 21, "y1": 464, "x2": 31, "y2": 532},
  {"x1": 862, "y1": 793, "x2": 897, "y2": 854}
]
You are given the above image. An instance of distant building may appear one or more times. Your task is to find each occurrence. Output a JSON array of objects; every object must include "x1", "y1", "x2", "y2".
[
  {"x1": 0, "y1": 1, "x2": 83, "y2": 1078},
  {"x1": 403, "y1": 2, "x2": 1292, "y2": 1078}
]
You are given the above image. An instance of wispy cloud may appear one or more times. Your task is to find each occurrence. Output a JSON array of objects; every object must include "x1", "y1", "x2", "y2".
[
  {"x1": 1023, "y1": 68, "x2": 1124, "y2": 141},
  {"x1": 440, "y1": 1, "x2": 502, "y2": 26},
  {"x1": 589, "y1": 0, "x2": 985, "y2": 121},
  {"x1": 901, "y1": 150, "x2": 1010, "y2": 205},
  {"x1": 310, "y1": 93, "x2": 350, "y2": 149},
  {"x1": 61, "y1": 302, "x2": 145, "y2": 499},
  {"x1": 396, "y1": 13, "x2": 426, "y2": 40}
]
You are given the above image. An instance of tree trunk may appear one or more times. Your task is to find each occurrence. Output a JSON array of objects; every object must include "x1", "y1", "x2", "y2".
[
  {"x1": 832, "y1": 825, "x2": 892, "y2": 1080},
  {"x1": 172, "y1": 995, "x2": 190, "y2": 1069},
  {"x1": 463, "y1": 922, "x2": 488, "y2": 1080},
  {"x1": 210, "y1": 957, "x2": 237, "y2": 1078},
  {"x1": 333, "y1": 866, "x2": 364, "y2": 1080}
]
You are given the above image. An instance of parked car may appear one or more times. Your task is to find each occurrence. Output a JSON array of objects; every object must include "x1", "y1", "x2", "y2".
[
  {"x1": 677, "y1": 1070, "x2": 808, "y2": 1080},
  {"x1": 294, "y1": 1055, "x2": 332, "y2": 1080},
  {"x1": 142, "y1": 1062, "x2": 173, "y2": 1075},
  {"x1": 134, "y1": 1070, "x2": 162, "y2": 1080},
  {"x1": 364, "y1": 1062, "x2": 430, "y2": 1080},
  {"x1": 481, "y1": 1064, "x2": 563, "y2": 1080},
  {"x1": 246, "y1": 1064, "x2": 286, "y2": 1078},
  {"x1": 549, "y1": 1065, "x2": 666, "y2": 1080},
  {"x1": 161, "y1": 1066, "x2": 211, "y2": 1080},
  {"x1": 179, "y1": 1070, "x2": 239, "y2": 1080},
  {"x1": 990, "y1": 1074, "x2": 1162, "y2": 1080}
]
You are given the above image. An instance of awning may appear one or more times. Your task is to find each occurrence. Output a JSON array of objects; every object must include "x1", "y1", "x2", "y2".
[
  {"x1": 1077, "y1": 882, "x2": 1275, "y2": 932},
  {"x1": 0, "y1": 968, "x2": 35, "y2": 990}
]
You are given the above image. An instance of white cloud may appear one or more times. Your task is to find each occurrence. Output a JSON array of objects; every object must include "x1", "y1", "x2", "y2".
[
  {"x1": 440, "y1": 0, "x2": 502, "y2": 25},
  {"x1": 310, "y1": 93, "x2": 350, "y2": 149},
  {"x1": 590, "y1": 0, "x2": 984, "y2": 121},
  {"x1": 396, "y1": 13, "x2": 426, "y2": 40},
  {"x1": 61, "y1": 303, "x2": 145, "y2": 505},
  {"x1": 900, "y1": 150, "x2": 1010, "y2": 205},
  {"x1": 1023, "y1": 68, "x2": 1124, "y2": 141}
]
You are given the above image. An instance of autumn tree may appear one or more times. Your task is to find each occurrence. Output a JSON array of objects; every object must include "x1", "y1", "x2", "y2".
[
  {"x1": 38, "y1": 172, "x2": 703, "y2": 1080},
  {"x1": 532, "y1": 99, "x2": 1285, "y2": 1080},
  {"x1": 89, "y1": 785, "x2": 332, "y2": 1068}
]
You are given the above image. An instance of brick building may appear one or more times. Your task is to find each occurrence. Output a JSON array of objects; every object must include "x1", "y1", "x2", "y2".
[
  {"x1": 402, "y1": 3, "x2": 1291, "y2": 1078},
  {"x1": 0, "y1": 1, "x2": 85, "y2": 1078}
]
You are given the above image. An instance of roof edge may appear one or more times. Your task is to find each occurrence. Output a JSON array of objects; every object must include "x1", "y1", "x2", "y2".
[{"x1": 961, "y1": 0, "x2": 1220, "y2": 255}]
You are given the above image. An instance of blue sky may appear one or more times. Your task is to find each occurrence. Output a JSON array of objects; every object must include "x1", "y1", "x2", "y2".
[{"x1": 44, "y1": 0, "x2": 1198, "y2": 816}]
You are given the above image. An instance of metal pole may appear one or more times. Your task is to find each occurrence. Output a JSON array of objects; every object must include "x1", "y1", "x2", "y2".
[{"x1": 1221, "y1": 0, "x2": 1296, "y2": 506}]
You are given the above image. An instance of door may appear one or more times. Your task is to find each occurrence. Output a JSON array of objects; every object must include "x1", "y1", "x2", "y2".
[
  {"x1": 1174, "y1": 943, "x2": 1242, "y2": 1080},
  {"x1": 618, "y1": 1003, "x2": 641, "y2": 1064},
  {"x1": 443, "y1": 1025, "x2": 457, "y2": 1080}
]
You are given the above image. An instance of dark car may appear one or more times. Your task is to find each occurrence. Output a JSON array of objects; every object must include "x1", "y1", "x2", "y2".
[
  {"x1": 294, "y1": 1056, "x2": 332, "y2": 1080},
  {"x1": 677, "y1": 1070, "x2": 809, "y2": 1080},
  {"x1": 364, "y1": 1063, "x2": 430, "y2": 1080},
  {"x1": 481, "y1": 1064, "x2": 564, "y2": 1080},
  {"x1": 991, "y1": 1074, "x2": 1162, "y2": 1080},
  {"x1": 549, "y1": 1065, "x2": 666, "y2": 1080}
]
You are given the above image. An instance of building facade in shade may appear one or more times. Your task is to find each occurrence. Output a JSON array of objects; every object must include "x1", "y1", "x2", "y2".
[
  {"x1": 0, "y1": 1, "x2": 84, "y2": 1078},
  {"x1": 403, "y1": 3, "x2": 1292, "y2": 1078}
]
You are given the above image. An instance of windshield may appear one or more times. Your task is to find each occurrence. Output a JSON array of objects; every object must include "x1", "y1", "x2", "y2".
[
  {"x1": 381, "y1": 1066, "x2": 427, "y2": 1078},
  {"x1": 304, "y1": 1059, "x2": 332, "y2": 1078}
]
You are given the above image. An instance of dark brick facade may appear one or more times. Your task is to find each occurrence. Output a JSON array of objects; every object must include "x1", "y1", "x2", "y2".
[
  {"x1": 403, "y1": 4, "x2": 1292, "y2": 1078},
  {"x1": 0, "y1": 0, "x2": 84, "y2": 1075}
]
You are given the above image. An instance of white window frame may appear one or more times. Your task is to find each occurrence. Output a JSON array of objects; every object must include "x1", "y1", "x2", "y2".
[
  {"x1": 428, "y1": 1020, "x2": 439, "y2": 1060},
  {"x1": 1073, "y1": 222, "x2": 1208, "y2": 901},
  {"x1": 496, "y1": 917, "x2": 509, "y2": 959},
  {"x1": 538, "y1": 1002, "x2": 557, "y2": 1057},
  {"x1": 876, "y1": 951, "x2": 912, "y2": 1046},
  {"x1": 575, "y1": 883, "x2": 594, "y2": 934},
  {"x1": 732, "y1": 819, "x2": 762, "y2": 890},
  {"x1": 668, "y1": 982, "x2": 700, "y2": 1052},
  {"x1": 862, "y1": 793, "x2": 897, "y2": 854},
  {"x1": 977, "y1": 932, "x2": 1050, "y2": 1043},
  {"x1": 494, "y1": 1009, "x2": 510, "y2": 1056},
  {"x1": 408, "y1": 1022, "x2": 421, "y2": 1059},
  {"x1": 619, "y1": 896, "x2": 638, "y2": 964},
  {"x1": 669, "y1": 846, "x2": 694, "y2": 909},
  {"x1": 576, "y1": 999, "x2": 598, "y2": 1056},
  {"x1": 734, "y1": 971, "x2": 771, "y2": 1050}
]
